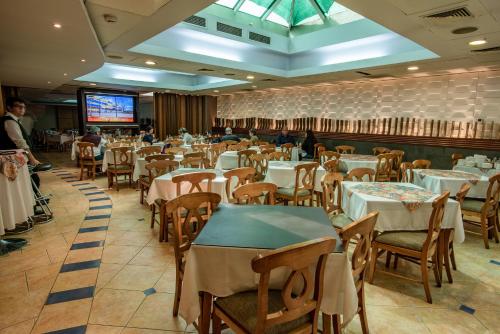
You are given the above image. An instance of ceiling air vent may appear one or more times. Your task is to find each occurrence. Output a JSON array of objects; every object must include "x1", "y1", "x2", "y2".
[
  {"x1": 249, "y1": 32, "x2": 271, "y2": 45},
  {"x1": 356, "y1": 71, "x2": 371, "y2": 76},
  {"x1": 424, "y1": 7, "x2": 472, "y2": 18},
  {"x1": 217, "y1": 22, "x2": 242, "y2": 37},
  {"x1": 184, "y1": 15, "x2": 206, "y2": 28},
  {"x1": 197, "y1": 68, "x2": 215, "y2": 72},
  {"x1": 471, "y1": 46, "x2": 500, "y2": 53},
  {"x1": 261, "y1": 78, "x2": 276, "y2": 82}
]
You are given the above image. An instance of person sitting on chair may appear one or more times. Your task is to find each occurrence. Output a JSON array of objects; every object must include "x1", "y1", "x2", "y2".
[
  {"x1": 276, "y1": 126, "x2": 295, "y2": 146},
  {"x1": 248, "y1": 128, "x2": 259, "y2": 145},
  {"x1": 142, "y1": 126, "x2": 155, "y2": 145},
  {"x1": 301, "y1": 129, "x2": 317, "y2": 159},
  {"x1": 81, "y1": 126, "x2": 105, "y2": 160},
  {"x1": 179, "y1": 128, "x2": 193, "y2": 145},
  {"x1": 221, "y1": 127, "x2": 240, "y2": 142}
]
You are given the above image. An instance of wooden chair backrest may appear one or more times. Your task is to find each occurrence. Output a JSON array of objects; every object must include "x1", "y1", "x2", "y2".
[
  {"x1": 209, "y1": 143, "x2": 226, "y2": 167},
  {"x1": 256, "y1": 141, "x2": 269, "y2": 146},
  {"x1": 400, "y1": 162, "x2": 414, "y2": 182},
  {"x1": 375, "y1": 153, "x2": 395, "y2": 181},
  {"x1": 422, "y1": 192, "x2": 449, "y2": 257},
  {"x1": 169, "y1": 139, "x2": 184, "y2": 147},
  {"x1": 250, "y1": 153, "x2": 269, "y2": 181},
  {"x1": 181, "y1": 156, "x2": 209, "y2": 168},
  {"x1": 483, "y1": 174, "x2": 500, "y2": 217},
  {"x1": 321, "y1": 172, "x2": 343, "y2": 214},
  {"x1": 323, "y1": 159, "x2": 339, "y2": 173},
  {"x1": 319, "y1": 151, "x2": 340, "y2": 165},
  {"x1": 261, "y1": 148, "x2": 275, "y2": 155},
  {"x1": 281, "y1": 143, "x2": 294, "y2": 156},
  {"x1": 372, "y1": 147, "x2": 390, "y2": 155},
  {"x1": 145, "y1": 154, "x2": 174, "y2": 162},
  {"x1": 111, "y1": 147, "x2": 133, "y2": 167},
  {"x1": 223, "y1": 167, "x2": 256, "y2": 201},
  {"x1": 335, "y1": 145, "x2": 355, "y2": 154},
  {"x1": 293, "y1": 162, "x2": 319, "y2": 196},
  {"x1": 268, "y1": 151, "x2": 290, "y2": 161},
  {"x1": 145, "y1": 160, "x2": 179, "y2": 180},
  {"x1": 224, "y1": 140, "x2": 239, "y2": 146},
  {"x1": 77, "y1": 142, "x2": 95, "y2": 161},
  {"x1": 239, "y1": 140, "x2": 252, "y2": 149},
  {"x1": 250, "y1": 237, "x2": 336, "y2": 333},
  {"x1": 451, "y1": 153, "x2": 464, "y2": 166},
  {"x1": 455, "y1": 183, "x2": 471, "y2": 207},
  {"x1": 238, "y1": 149, "x2": 257, "y2": 167},
  {"x1": 260, "y1": 144, "x2": 276, "y2": 151},
  {"x1": 227, "y1": 144, "x2": 242, "y2": 151},
  {"x1": 313, "y1": 143, "x2": 326, "y2": 161},
  {"x1": 339, "y1": 212, "x2": 379, "y2": 294},
  {"x1": 192, "y1": 144, "x2": 210, "y2": 157},
  {"x1": 347, "y1": 168, "x2": 375, "y2": 182},
  {"x1": 413, "y1": 159, "x2": 431, "y2": 169},
  {"x1": 137, "y1": 146, "x2": 161, "y2": 157},
  {"x1": 233, "y1": 182, "x2": 277, "y2": 205},
  {"x1": 184, "y1": 152, "x2": 205, "y2": 159},
  {"x1": 165, "y1": 147, "x2": 188, "y2": 155},
  {"x1": 172, "y1": 171, "x2": 216, "y2": 196}
]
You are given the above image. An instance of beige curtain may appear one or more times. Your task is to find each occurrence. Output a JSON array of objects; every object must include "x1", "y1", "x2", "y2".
[{"x1": 154, "y1": 93, "x2": 217, "y2": 140}]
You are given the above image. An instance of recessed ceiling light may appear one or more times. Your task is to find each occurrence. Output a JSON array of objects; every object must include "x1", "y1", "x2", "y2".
[
  {"x1": 252, "y1": 85, "x2": 257, "y2": 88},
  {"x1": 81, "y1": 59, "x2": 86, "y2": 62},
  {"x1": 407, "y1": 66, "x2": 419, "y2": 71},
  {"x1": 47, "y1": 81, "x2": 52, "y2": 84},
  {"x1": 145, "y1": 60, "x2": 156, "y2": 65},
  {"x1": 63, "y1": 73, "x2": 68, "y2": 76},
  {"x1": 89, "y1": 83, "x2": 97, "y2": 86},
  {"x1": 246, "y1": 75, "x2": 255, "y2": 80},
  {"x1": 53, "y1": 23, "x2": 62, "y2": 29},
  {"x1": 469, "y1": 39, "x2": 487, "y2": 46},
  {"x1": 213, "y1": 90, "x2": 220, "y2": 93}
]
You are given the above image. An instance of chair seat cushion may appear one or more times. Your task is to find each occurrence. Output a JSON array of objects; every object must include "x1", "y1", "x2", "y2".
[
  {"x1": 276, "y1": 188, "x2": 310, "y2": 197},
  {"x1": 461, "y1": 199, "x2": 484, "y2": 213},
  {"x1": 215, "y1": 289, "x2": 310, "y2": 334},
  {"x1": 375, "y1": 231, "x2": 427, "y2": 251},
  {"x1": 108, "y1": 165, "x2": 132, "y2": 171},
  {"x1": 328, "y1": 213, "x2": 353, "y2": 229}
]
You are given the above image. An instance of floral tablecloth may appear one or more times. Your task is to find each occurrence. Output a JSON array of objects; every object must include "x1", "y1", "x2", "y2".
[{"x1": 338, "y1": 154, "x2": 378, "y2": 173}]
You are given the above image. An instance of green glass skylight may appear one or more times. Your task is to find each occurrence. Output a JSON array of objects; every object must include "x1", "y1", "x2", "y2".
[{"x1": 215, "y1": 0, "x2": 338, "y2": 27}]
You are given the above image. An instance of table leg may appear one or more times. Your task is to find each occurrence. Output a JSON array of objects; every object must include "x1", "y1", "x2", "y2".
[
  {"x1": 436, "y1": 231, "x2": 445, "y2": 287},
  {"x1": 199, "y1": 291, "x2": 213, "y2": 334}
]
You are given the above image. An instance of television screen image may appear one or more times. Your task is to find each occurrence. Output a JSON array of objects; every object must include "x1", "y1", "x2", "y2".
[{"x1": 85, "y1": 94, "x2": 135, "y2": 123}]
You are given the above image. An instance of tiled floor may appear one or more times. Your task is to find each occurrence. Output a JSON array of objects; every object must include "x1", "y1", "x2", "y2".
[{"x1": 0, "y1": 152, "x2": 498, "y2": 333}]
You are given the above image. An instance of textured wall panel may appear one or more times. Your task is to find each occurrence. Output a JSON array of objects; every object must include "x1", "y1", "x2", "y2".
[{"x1": 218, "y1": 71, "x2": 500, "y2": 123}]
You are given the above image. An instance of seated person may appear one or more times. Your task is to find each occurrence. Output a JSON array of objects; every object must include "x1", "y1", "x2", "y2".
[
  {"x1": 81, "y1": 126, "x2": 105, "y2": 160},
  {"x1": 221, "y1": 127, "x2": 240, "y2": 142},
  {"x1": 301, "y1": 129, "x2": 317, "y2": 159},
  {"x1": 248, "y1": 128, "x2": 259, "y2": 145},
  {"x1": 179, "y1": 128, "x2": 193, "y2": 145},
  {"x1": 142, "y1": 126, "x2": 155, "y2": 145},
  {"x1": 276, "y1": 127, "x2": 295, "y2": 146}
]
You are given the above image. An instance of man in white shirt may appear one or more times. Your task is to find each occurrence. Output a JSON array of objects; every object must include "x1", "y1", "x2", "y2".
[{"x1": 179, "y1": 128, "x2": 193, "y2": 145}]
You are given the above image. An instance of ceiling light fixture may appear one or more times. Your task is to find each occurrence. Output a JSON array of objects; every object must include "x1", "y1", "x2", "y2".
[
  {"x1": 407, "y1": 66, "x2": 419, "y2": 71},
  {"x1": 53, "y1": 23, "x2": 62, "y2": 29},
  {"x1": 89, "y1": 83, "x2": 97, "y2": 86},
  {"x1": 63, "y1": 73, "x2": 68, "y2": 76},
  {"x1": 81, "y1": 59, "x2": 86, "y2": 62},
  {"x1": 145, "y1": 60, "x2": 156, "y2": 65},
  {"x1": 213, "y1": 90, "x2": 220, "y2": 93},
  {"x1": 47, "y1": 81, "x2": 52, "y2": 84},
  {"x1": 246, "y1": 75, "x2": 255, "y2": 80},
  {"x1": 469, "y1": 39, "x2": 487, "y2": 46}
]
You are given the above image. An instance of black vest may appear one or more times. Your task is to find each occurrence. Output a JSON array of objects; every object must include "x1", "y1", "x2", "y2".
[{"x1": 0, "y1": 115, "x2": 31, "y2": 150}]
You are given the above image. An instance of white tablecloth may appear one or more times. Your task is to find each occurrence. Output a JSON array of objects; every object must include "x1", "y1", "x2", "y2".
[
  {"x1": 339, "y1": 154, "x2": 378, "y2": 173},
  {"x1": 71, "y1": 141, "x2": 103, "y2": 161},
  {"x1": 0, "y1": 151, "x2": 35, "y2": 235},
  {"x1": 264, "y1": 161, "x2": 326, "y2": 192},
  {"x1": 102, "y1": 149, "x2": 138, "y2": 172},
  {"x1": 412, "y1": 169, "x2": 491, "y2": 199},
  {"x1": 215, "y1": 146, "x2": 300, "y2": 170},
  {"x1": 453, "y1": 165, "x2": 500, "y2": 178},
  {"x1": 341, "y1": 182, "x2": 465, "y2": 242},
  {"x1": 179, "y1": 245, "x2": 357, "y2": 325},
  {"x1": 146, "y1": 169, "x2": 228, "y2": 204},
  {"x1": 132, "y1": 154, "x2": 184, "y2": 181}
]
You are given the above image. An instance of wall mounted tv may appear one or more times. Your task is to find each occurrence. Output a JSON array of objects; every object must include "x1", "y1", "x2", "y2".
[{"x1": 82, "y1": 91, "x2": 138, "y2": 124}]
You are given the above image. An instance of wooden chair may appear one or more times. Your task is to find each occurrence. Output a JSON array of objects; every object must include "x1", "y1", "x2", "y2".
[
  {"x1": 144, "y1": 154, "x2": 174, "y2": 162},
  {"x1": 451, "y1": 153, "x2": 464, "y2": 167},
  {"x1": 324, "y1": 212, "x2": 379, "y2": 334},
  {"x1": 147, "y1": 161, "x2": 179, "y2": 231},
  {"x1": 261, "y1": 148, "x2": 275, "y2": 155},
  {"x1": 260, "y1": 143, "x2": 276, "y2": 151},
  {"x1": 184, "y1": 151, "x2": 205, "y2": 159},
  {"x1": 268, "y1": 151, "x2": 290, "y2": 161},
  {"x1": 223, "y1": 167, "x2": 256, "y2": 203},
  {"x1": 165, "y1": 147, "x2": 188, "y2": 155},
  {"x1": 346, "y1": 168, "x2": 375, "y2": 182},
  {"x1": 368, "y1": 192, "x2": 450, "y2": 304},
  {"x1": 137, "y1": 146, "x2": 161, "y2": 157},
  {"x1": 322, "y1": 172, "x2": 343, "y2": 215},
  {"x1": 107, "y1": 147, "x2": 134, "y2": 191},
  {"x1": 77, "y1": 142, "x2": 102, "y2": 181},
  {"x1": 372, "y1": 147, "x2": 390, "y2": 155},
  {"x1": 313, "y1": 143, "x2": 326, "y2": 161},
  {"x1": 249, "y1": 153, "x2": 269, "y2": 181},
  {"x1": 323, "y1": 160, "x2": 339, "y2": 173},
  {"x1": 212, "y1": 237, "x2": 336, "y2": 334},
  {"x1": 390, "y1": 150, "x2": 405, "y2": 181},
  {"x1": 238, "y1": 149, "x2": 257, "y2": 167},
  {"x1": 400, "y1": 162, "x2": 414, "y2": 183},
  {"x1": 169, "y1": 139, "x2": 184, "y2": 147},
  {"x1": 461, "y1": 174, "x2": 500, "y2": 249},
  {"x1": 233, "y1": 182, "x2": 277, "y2": 205},
  {"x1": 319, "y1": 151, "x2": 340, "y2": 165},
  {"x1": 281, "y1": 143, "x2": 294, "y2": 158},
  {"x1": 239, "y1": 140, "x2": 252, "y2": 149},
  {"x1": 255, "y1": 140, "x2": 269, "y2": 146},
  {"x1": 335, "y1": 145, "x2": 355, "y2": 154},
  {"x1": 227, "y1": 144, "x2": 242, "y2": 151},
  {"x1": 165, "y1": 192, "x2": 221, "y2": 317},
  {"x1": 192, "y1": 143, "x2": 210, "y2": 158},
  {"x1": 209, "y1": 143, "x2": 226, "y2": 168},
  {"x1": 412, "y1": 159, "x2": 431, "y2": 169},
  {"x1": 276, "y1": 162, "x2": 319, "y2": 206},
  {"x1": 172, "y1": 171, "x2": 216, "y2": 196},
  {"x1": 223, "y1": 140, "x2": 239, "y2": 146},
  {"x1": 374, "y1": 153, "x2": 395, "y2": 182},
  {"x1": 180, "y1": 156, "x2": 209, "y2": 168}
]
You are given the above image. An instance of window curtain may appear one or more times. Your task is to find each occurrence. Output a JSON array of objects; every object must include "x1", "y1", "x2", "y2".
[{"x1": 153, "y1": 93, "x2": 217, "y2": 140}]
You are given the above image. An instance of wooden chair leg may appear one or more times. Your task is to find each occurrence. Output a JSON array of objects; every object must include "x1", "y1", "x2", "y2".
[
  {"x1": 151, "y1": 204, "x2": 156, "y2": 229},
  {"x1": 432, "y1": 252, "x2": 442, "y2": 287},
  {"x1": 421, "y1": 258, "x2": 433, "y2": 304},
  {"x1": 332, "y1": 314, "x2": 341, "y2": 334},
  {"x1": 491, "y1": 216, "x2": 499, "y2": 243},
  {"x1": 385, "y1": 252, "x2": 392, "y2": 268},
  {"x1": 450, "y1": 243, "x2": 457, "y2": 270},
  {"x1": 481, "y1": 218, "x2": 490, "y2": 249},
  {"x1": 393, "y1": 254, "x2": 399, "y2": 269},
  {"x1": 358, "y1": 289, "x2": 369, "y2": 334},
  {"x1": 443, "y1": 248, "x2": 453, "y2": 284},
  {"x1": 80, "y1": 163, "x2": 84, "y2": 181},
  {"x1": 115, "y1": 173, "x2": 119, "y2": 192},
  {"x1": 322, "y1": 314, "x2": 332, "y2": 334},
  {"x1": 368, "y1": 244, "x2": 378, "y2": 283},
  {"x1": 92, "y1": 165, "x2": 96, "y2": 181},
  {"x1": 173, "y1": 270, "x2": 182, "y2": 316},
  {"x1": 140, "y1": 185, "x2": 144, "y2": 205},
  {"x1": 212, "y1": 311, "x2": 222, "y2": 334}
]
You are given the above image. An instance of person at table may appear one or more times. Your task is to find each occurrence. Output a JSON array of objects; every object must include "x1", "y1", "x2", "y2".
[
  {"x1": 301, "y1": 129, "x2": 317, "y2": 159},
  {"x1": 142, "y1": 126, "x2": 155, "y2": 145},
  {"x1": 81, "y1": 126, "x2": 106, "y2": 160},
  {"x1": 179, "y1": 128, "x2": 193, "y2": 145},
  {"x1": 249, "y1": 128, "x2": 259, "y2": 145},
  {"x1": 275, "y1": 126, "x2": 295, "y2": 146},
  {"x1": 221, "y1": 127, "x2": 240, "y2": 142}
]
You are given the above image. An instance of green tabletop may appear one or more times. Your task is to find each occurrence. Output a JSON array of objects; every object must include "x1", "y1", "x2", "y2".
[{"x1": 194, "y1": 204, "x2": 343, "y2": 252}]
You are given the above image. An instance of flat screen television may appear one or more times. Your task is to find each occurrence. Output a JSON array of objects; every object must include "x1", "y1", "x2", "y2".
[{"x1": 84, "y1": 93, "x2": 137, "y2": 123}]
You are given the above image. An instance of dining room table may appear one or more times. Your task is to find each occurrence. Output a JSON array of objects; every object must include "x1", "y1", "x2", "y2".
[
  {"x1": 338, "y1": 154, "x2": 378, "y2": 173},
  {"x1": 178, "y1": 204, "x2": 358, "y2": 334},
  {"x1": 453, "y1": 165, "x2": 500, "y2": 178},
  {"x1": 215, "y1": 146, "x2": 301, "y2": 170},
  {"x1": 132, "y1": 154, "x2": 184, "y2": 182},
  {"x1": 264, "y1": 160, "x2": 326, "y2": 192},
  {"x1": 412, "y1": 169, "x2": 493, "y2": 199}
]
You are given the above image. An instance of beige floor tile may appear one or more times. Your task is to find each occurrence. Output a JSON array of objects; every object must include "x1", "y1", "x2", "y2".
[
  {"x1": 153, "y1": 268, "x2": 176, "y2": 293},
  {"x1": 101, "y1": 245, "x2": 142, "y2": 264},
  {"x1": 52, "y1": 268, "x2": 99, "y2": 292},
  {"x1": 129, "y1": 247, "x2": 175, "y2": 267},
  {"x1": 80, "y1": 220, "x2": 110, "y2": 228},
  {"x1": 64, "y1": 247, "x2": 103, "y2": 264},
  {"x1": 89, "y1": 289, "x2": 145, "y2": 326},
  {"x1": 419, "y1": 308, "x2": 489, "y2": 334},
  {"x1": 96, "y1": 263, "x2": 125, "y2": 289},
  {"x1": 32, "y1": 298, "x2": 92, "y2": 334},
  {"x1": 46, "y1": 245, "x2": 71, "y2": 263},
  {"x1": 85, "y1": 324, "x2": 124, "y2": 334},
  {"x1": 0, "y1": 272, "x2": 28, "y2": 298},
  {"x1": 121, "y1": 328, "x2": 179, "y2": 333},
  {"x1": 0, "y1": 318, "x2": 35, "y2": 334},
  {"x1": 0, "y1": 252, "x2": 52, "y2": 277},
  {"x1": 473, "y1": 309, "x2": 499, "y2": 332},
  {"x1": 26, "y1": 262, "x2": 62, "y2": 295},
  {"x1": 109, "y1": 231, "x2": 156, "y2": 247},
  {"x1": 73, "y1": 231, "x2": 107, "y2": 243},
  {"x1": 0, "y1": 292, "x2": 46, "y2": 329},
  {"x1": 106, "y1": 265, "x2": 164, "y2": 290}
]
